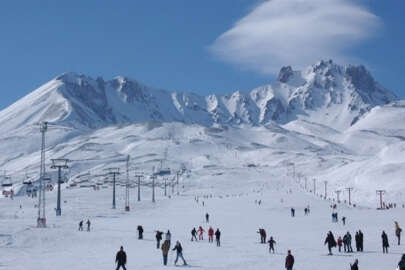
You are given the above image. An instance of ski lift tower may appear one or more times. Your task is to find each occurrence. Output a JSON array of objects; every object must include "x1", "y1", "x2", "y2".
[
  {"x1": 125, "y1": 155, "x2": 130, "y2": 211},
  {"x1": 51, "y1": 158, "x2": 69, "y2": 216},
  {"x1": 37, "y1": 121, "x2": 48, "y2": 228},
  {"x1": 105, "y1": 168, "x2": 120, "y2": 209}
]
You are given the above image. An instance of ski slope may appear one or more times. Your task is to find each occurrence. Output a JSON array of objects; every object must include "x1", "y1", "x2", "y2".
[{"x1": 0, "y1": 165, "x2": 403, "y2": 270}]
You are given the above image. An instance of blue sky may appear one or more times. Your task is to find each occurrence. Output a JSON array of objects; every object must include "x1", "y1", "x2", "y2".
[{"x1": 0, "y1": 0, "x2": 404, "y2": 109}]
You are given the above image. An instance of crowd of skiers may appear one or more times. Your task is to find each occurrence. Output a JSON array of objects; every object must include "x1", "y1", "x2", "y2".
[{"x1": 78, "y1": 219, "x2": 91, "y2": 231}]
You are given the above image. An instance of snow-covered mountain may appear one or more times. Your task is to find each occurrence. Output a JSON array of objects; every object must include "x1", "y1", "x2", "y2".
[
  {"x1": 0, "y1": 60, "x2": 395, "y2": 131},
  {"x1": 1, "y1": 60, "x2": 404, "y2": 205}
]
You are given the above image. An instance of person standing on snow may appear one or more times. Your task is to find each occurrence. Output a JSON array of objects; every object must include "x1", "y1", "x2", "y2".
[
  {"x1": 395, "y1": 222, "x2": 402, "y2": 245},
  {"x1": 86, "y1": 219, "x2": 91, "y2": 232},
  {"x1": 381, "y1": 231, "x2": 389, "y2": 253},
  {"x1": 137, "y1": 225, "x2": 144, "y2": 239},
  {"x1": 350, "y1": 259, "x2": 359, "y2": 270},
  {"x1": 291, "y1": 208, "x2": 295, "y2": 217},
  {"x1": 172, "y1": 241, "x2": 187, "y2": 266},
  {"x1": 268, "y1": 237, "x2": 276, "y2": 253},
  {"x1": 161, "y1": 240, "x2": 170, "y2": 266},
  {"x1": 358, "y1": 230, "x2": 364, "y2": 252},
  {"x1": 191, "y1": 228, "x2": 198, "y2": 242},
  {"x1": 115, "y1": 246, "x2": 127, "y2": 270},
  {"x1": 208, "y1": 227, "x2": 214, "y2": 243},
  {"x1": 345, "y1": 231, "x2": 353, "y2": 253},
  {"x1": 198, "y1": 226, "x2": 205, "y2": 240},
  {"x1": 342, "y1": 216, "x2": 346, "y2": 225},
  {"x1": 78, "y1": 220, "x2": 83, "y2": 231},
  {"x1": 215, "y1": 228, "x2": 221, "y2": 247},
  {"x1": 285, "y1": 250, "x2": 294, "y2": 270},
  {"x1": 166, "y1": 230, "x2": 172, "y2": 247},
  {"x1": 355, "y1": 232, "x2": 360, "y2": 252},
  {"x1": 324, "y1": 231, "x2": 337, "y2": 255},
  {"x1": 205, "y1": 213, "x2": 209, "y2": 223},
  {"x1": 257, "y1": 228, "x2": 267, "y2": 244},
  {"x1": 156, "y1": 231, "x2": 163, "y2": 249}
]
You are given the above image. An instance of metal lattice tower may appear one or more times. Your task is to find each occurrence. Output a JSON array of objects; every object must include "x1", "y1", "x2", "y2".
[
  {"x1": 125, "y1": 155, "x2": 130, "y2": 211},
  {"x1": 37, "y1": 121, "x2": 48, "y2": 227}
]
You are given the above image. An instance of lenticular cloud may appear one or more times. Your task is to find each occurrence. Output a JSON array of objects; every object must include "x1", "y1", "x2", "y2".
[{"x1": 211, "y1": 0, "x2": 381, "y2": 74}]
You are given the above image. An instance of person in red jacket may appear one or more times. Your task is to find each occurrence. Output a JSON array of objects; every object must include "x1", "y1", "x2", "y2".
[
  {"x1": 208, "y1": 227, "x2": 214, "y2": 243},
  {"x1": 337, "y1": 236, "x2": 343, "y2": 252},
  {"x1": 285, "y1": 250, "x2": 294, "y2": 270},
  {"x1": 198, "y1": 226, "x2": 205, "y2": 240}
]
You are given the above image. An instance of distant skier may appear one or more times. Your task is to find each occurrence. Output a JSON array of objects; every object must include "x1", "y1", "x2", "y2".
[
  {"x1": 350, "y1": 259, "x2": 359, "y2": 270},
  {"x1": 161, "y1": 240, "x2": 170, "y2": 265},
  {"x1": 381, "y1": 231, "x2": 389, "y2": 253},
  {"x1": 166, "y1": 230, "x2": 172, "y2": 246},
  {"x1": 355, "y1": 232, "x2": 360, "y2": 252},
  {"x1": 337, "y1": 236, "x2": 343, "y2": 252},
  {"x1": 291, "y1": 208, "x2": 295, "y2": 217},
  {"x1": 215, "y1": 228, "x2": 221, "y2": 247},
  {"x1": 395, "y1": 222, "x2": 402, "y2": 245},
  {"x1": 324, "y1": 231, "x2": 337, "y2": 255},
  {"x1": 358, "y1": 230, "x2": 364, "y2": 252},
  {"x1": 208, "y1": 227, "x2": 214, "y2": 243},
  {"x1": 191, "y1": 227, "x2": 198, "y2": 241},
  {"x1": 86, "y1": 219, "x2": 91, "y2": 232},
  {"x1": 156, "y1": 230, "x2": 163, "y2": 249},
  {"x1": 115, "y1": 246, "x2": 127, "y2": 270},
  {"x1": 285, "y1": 250, "x2": 294, "y2": 270},
  {"x1": 172, "y1": 241, "x2": 187, "y2": 266},
  {"x1": 268, "y1": 237, "x2": 276, "y2": 253},
  {"x1": 78, "y1": 220, "x2": 83, "y2": 231},
  {"x1": 398, "y1": 254, "x2": 405, "y2": 270},
  {"x1": 137, "y1": 225, "x2": 144, "y2": 240},
  {"x1": 257, "y1": 228, "x2": 267, "y2": 244},
  {"x1": 198, "y1": 226, "x2": 205, "y2": 240},
  {"x1": 342, "y1": 216, "x2": 346, "y2": 225},
  {"x1": 205, "y1": 213, "x2": 209, "y2": 223}
]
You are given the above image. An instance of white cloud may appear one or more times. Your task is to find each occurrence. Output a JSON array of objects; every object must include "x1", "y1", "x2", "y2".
[{"x1": 211, "y1": 0, "x2": 381, "y2": 74}]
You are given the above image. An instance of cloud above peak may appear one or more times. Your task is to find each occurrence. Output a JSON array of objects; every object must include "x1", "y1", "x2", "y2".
[{"x1": 211, "y1": 0, "x2": 381, "y2": 74}]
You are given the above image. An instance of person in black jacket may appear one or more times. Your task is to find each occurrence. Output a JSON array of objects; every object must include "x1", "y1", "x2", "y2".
[
  {"x1": 115, "y1": 246, "x2": 127, "y2": 270},
  {"x1": 156, "y1": 230, "x2": 163, "y2": 248},
  {"x1": 398, "y1": 254, "x2": 405, "y2": 270},
  {"x1": 381, "y1": 231, "x2": 389, "y2": 253},
  {"x1": 215, "y1": 228, "x2": 221, "y2": 247},
  {"x1": 350, "y1": 259, "x2": 359, "y2": 270},
  {"x1": 285, "y1": 250, "x2": 294, "y2": 270},
  {"x1": 173, "y1": 241, "x2": 187, "y2": 265},
  {"x1": 358, "y1": 230, "x2": 364, "y2": 252},
  {"x1": 137, "y1": 225, "x2": 144, "y2": 239},
  {"x1": 191, "y1": 227, "x2": 198, "y2": 242},
  {"x1": 324, "y1": 231, "x2": 337, "y2": 255}
]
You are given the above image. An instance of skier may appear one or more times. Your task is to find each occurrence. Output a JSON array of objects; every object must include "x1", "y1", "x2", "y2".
[
  {"x1": 191, "y1": 227, "x2": 198, "y2": 241},
  {"x1": 137, "y1": 225, "x2": 144, "y2": 240},
  {"x1": 208, "y1": 227, "x2": 214, "y2": 243},
  {"x1": 358, "y1": 230, "x2": 364, "y2": 252},
  {"x1": 346, "y1": 231, "x2": 353, "y2": 253},
  {"x1": 395, "y1": 221, "x2": 402, "y2": 245},
  {"x1": 342, "y1": 216, "x2": 346, "y2": 225},
  {"x1": 198, "y1": 226, "x2": 205, "y2": 240},
  {"x1": 398, "y1": 254, "x2": 405, "y2": 270},
  {"x1": 156, "y1": 230, "x2": 163, "y2": 249},
  {"x1": 161, "y1": 240, "x2": 170, "y2": 266},
  {"x1": 324, "y1": 231, "x2": 337, "y2": 255},
  {"x1": 86, "y1": 219, "x2": 91, "y2": 232},
  {"x1": 285, "y1": 250, "x2": 294, "y2": 270},
  {"x1": 350, "y1": 259, "x2": 359, "y2": 270},
  {"x1": 355, "y1": 232, "x2": 360, "y2": 252},
  {"x1": 291, "y1": 208, "x2": 295, "y2": 217},
  {"x1": 337, "y1": 236, "x2": 343, "y2": 252},
  {"x1": 205, "y1": 213, "x2": 209, "y2": 223},
  {"x1": 78, "y1": 220, "x2": 83, "y2": 231},
  {"x1": 381, "y1": 231, "x2": 389, "y2": 253},
  {"x1": 257, "y1": 228, "x2": 267, "y2": 243},
  {"x1": 172, "y1": 241, "x2": 187, "y2": 266},
  {"x1": 215, "y1": 228, "x2": 221, "y2": 247},
  {"x1": 166, "y1": 230, "x2": 172, "y2": 246},
  {"x1": 268, "y1": 236, "x2": 276, "y2": 253},
  {"x1": 115, "y1": 246, "x2": 127, "y2": 270}
]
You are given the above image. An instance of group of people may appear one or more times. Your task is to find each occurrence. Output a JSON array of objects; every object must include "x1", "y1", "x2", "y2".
[
  {"x1": 191, "y1": 226, "x2": 221, "y2": 246},
  {"x1": 257, "y1": 228, "x2": 277, "y2": 253},
  {"x1": 78, "y1": 219, "x2": 91, "y2": 231}
]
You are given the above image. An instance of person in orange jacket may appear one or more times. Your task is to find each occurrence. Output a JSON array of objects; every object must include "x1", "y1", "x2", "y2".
[{"x1": 208, "y1": 227, "x2": 214, "y2": 243}]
